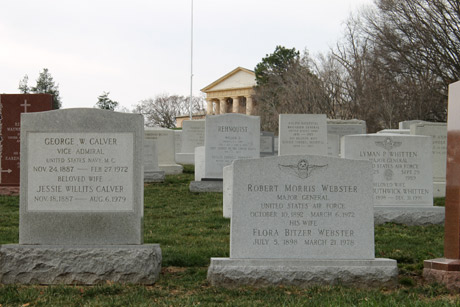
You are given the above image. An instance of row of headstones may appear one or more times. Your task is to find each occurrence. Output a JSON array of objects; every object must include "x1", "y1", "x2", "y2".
[{"x1": 194, "y1": 114, "x2": 446, "y2": 287}]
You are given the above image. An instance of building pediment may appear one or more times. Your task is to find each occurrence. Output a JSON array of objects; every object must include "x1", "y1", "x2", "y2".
[{"x1": 201, "y1": 67, "x2": 256, "y2": 93}]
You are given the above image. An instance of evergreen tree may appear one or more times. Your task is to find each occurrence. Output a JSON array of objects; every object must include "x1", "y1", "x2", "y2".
[
  {"x1": 30, "y1": 68, "x2": 62, "y2": 109},
  {"x1": 95, "y1": 91, "x2": 118, "y2": 111}
]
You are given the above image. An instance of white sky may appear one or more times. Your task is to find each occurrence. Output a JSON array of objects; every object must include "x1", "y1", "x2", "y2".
[{"x1": 0, "y1": 0, "x2": 373, "y2": 111}]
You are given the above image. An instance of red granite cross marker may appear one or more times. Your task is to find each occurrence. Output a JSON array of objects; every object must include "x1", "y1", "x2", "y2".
[{"x1": 424, "y1": 80, "x2": 460, "y2": 291}]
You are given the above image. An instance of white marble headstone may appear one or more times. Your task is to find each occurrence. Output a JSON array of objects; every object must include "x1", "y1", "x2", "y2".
[
  {"x1": 230, "y1": 155, "x2": 374, "y2": 259},
  {"x1": 278, "y1": 114, "x2": 327, "y2": 156},
  {"x1": 204, "y1": 114, "x2": 260, "y2": 179},
  {"x1": 342, "y1": 134, "x2": 433, "y2": 206}
]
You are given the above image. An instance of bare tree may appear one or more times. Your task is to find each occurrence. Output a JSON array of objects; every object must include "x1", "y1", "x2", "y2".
[
  {"x1": 254, "y1": 49, "x2": 331, "y2": 133},
  {"x1": 134, "y1": 94, "x2": 204, "y2": 128}
]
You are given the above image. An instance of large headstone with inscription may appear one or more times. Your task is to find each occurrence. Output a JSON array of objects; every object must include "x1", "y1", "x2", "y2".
[
  {"x1": 342, "y1": 134, "x2": 444, "y2": 225},
  {"x1": 176, "y1": 120, "x2": 205, "y2": 165},
  {"x1": 145, "y1": 127, "x2": 183, "y2": 174},
  {"x1": 410, "y1": 122, "x2": 447, "y2": 197},
  {"x1": 0, "y1": 109, "x2": 161, "y2": 285},
  {"x1": 208, "y1": 155, "x2": 397, "y2": 287},
  {"x1": 278, "y1": 114, "x2": 327, "y2": 156},
  {"x1": 204, "y1": 114, "x2": 260, "y2": 179},
  {"x1": 0, "y1": 94, "x2": 52, "y2": 191}
]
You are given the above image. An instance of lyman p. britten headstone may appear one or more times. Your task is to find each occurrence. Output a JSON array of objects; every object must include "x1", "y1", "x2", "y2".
[
  {"x1": 342, "y1": 133, "x2": 444, "y2": 225},
  {"x1": 0, "y1": 109, "x2": 161, "y2": 285},
  {"x1": 0, "y1": 94, "x2": 53, "y2": 191},
  {"x1": 208, "y1": 155, "x2": 397, "y2": 288}
]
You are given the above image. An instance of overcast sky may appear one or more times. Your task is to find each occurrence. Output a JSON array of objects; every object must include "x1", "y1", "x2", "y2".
[{"x1": 0, "y1": 0, "x2": 373, "y2": 111}]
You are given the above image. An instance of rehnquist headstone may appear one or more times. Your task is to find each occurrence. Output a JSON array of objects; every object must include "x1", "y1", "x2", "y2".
[
  {"x1": 0, "y1": 109, "x2": 161, "y2": 285},
  {"x1": 208, "y1": 155, "x2": 397, "y2": 287},
  {"x1": 204, "y1": 114, "x2": 260, "y2": 179}
]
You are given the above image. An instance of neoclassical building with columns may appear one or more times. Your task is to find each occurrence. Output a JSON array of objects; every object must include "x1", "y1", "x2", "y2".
[{"x1": 201, "y1": 67, "x2": 256, "y2": 116}]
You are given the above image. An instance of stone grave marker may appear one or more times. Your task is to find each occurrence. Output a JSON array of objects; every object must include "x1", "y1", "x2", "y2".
[
  {"x1": 208, "y1": 155, "x2": 397, "y2": 287},
  {"x1": 145, "y1": 127, "x2": 183, "y2": 174},
  {"x1": 190, "y1": 114, "x2": 260, "y2": 192},
  {"x1": 260, "y1": 131, "x2": 275, "y2": 157},
  {"x1": 399, "y1": 120, "x2": 426, "y2": 129},
  {"x1": 342, "y1": 133, "x2": 444, "y2": 225},
  {"x1": 144, "y1": 139, "x2": 165, "y2": 183},
  {"x1": 176, "y1": 119, "x2": 205, "y2": 164},
  {"x1": 410, "y1": 122, "x2": 447, "y2": 197},
  {"x1": 327, "y1": 119, "x2": 366, "y2": 156},
  {"x1": 204, "y1": 114, "x2": 259, "y2": 179},
  {"x1": 377, "y1": 129, "x2": 410, "y2": 135},
  {"x1": 0, "y1": 94, "x2": 53, "y2": 191},
  {"x1": 174, "y1": 130, "x2": 182, "y2": 154},
  {"x1": 278, "y1": 114, "x2": 327, "y2": 156},
  {"x1": 0, "y1": 108, "x2": 161, "y2": 284}
]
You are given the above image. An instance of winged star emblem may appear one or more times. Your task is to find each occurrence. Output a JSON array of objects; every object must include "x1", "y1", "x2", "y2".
[
  {"x1": 278, "y1": 159, "x2": 328, "y2": 179},
  {"x1": 375, "y1": 137, "x2": 402, "y2": 151}
]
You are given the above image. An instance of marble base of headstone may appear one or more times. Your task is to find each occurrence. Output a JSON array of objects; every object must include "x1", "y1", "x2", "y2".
[
  {"x1": 144, "y1": 170, "x2": 165, "y2": 183},
  {"x1": 434, "y1": 182, "x2": 446, "y2": 198},
  {"x1": 0, "y1": 244, "x2": 162, "y2": 285},
  {"x1": 208, "y1": 258, "x2": 398, "y2": 288},
  {"x1": 374, "y1": 206, "x2": 445, "y2": 226},
  {"x1": 175, "y1": 153, "x2": 195, "y2": 165},
  {"x1": 159, "y1": 164, "x2": 183, "y2": 175}
]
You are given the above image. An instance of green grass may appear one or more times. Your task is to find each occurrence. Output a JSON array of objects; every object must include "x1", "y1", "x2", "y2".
[{"x1": 0, "y1": 165, "x2": 458, "y2": 306}]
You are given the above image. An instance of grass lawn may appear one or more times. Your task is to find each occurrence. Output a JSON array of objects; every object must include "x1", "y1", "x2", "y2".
[{"x1": 0, "y1": 165, "x2": 458, "y2": 306}]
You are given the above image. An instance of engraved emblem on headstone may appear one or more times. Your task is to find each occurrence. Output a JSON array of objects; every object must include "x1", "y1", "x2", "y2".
[
  {"x1": 375, "y1": 137, "x2": 402, "y2": 151},
  {"x1": 384, "y1": 169, "x2": 394, "y2": 181},
  {"x1": 278, "y1": 159, "x2": 328, "y2": 179}
]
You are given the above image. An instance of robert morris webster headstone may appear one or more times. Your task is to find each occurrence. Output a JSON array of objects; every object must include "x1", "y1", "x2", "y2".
[
  {"x1": 208, "y1": 155, "x2": 397, "y2": 287},
  {"x1": 278, "y1": 114, "x2": 327, "y2": 156},
  {"x1": 0, "y1": 94, "x2": 52, "y2": 191},
  {"x1": 0, "y1": 109, "x2": 161, "y2": 285},
  {"x1": 342, "y1": 134, "x2": 444, "y2": 225}
]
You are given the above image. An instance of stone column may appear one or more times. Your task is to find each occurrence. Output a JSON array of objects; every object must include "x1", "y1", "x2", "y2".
[
  {"x1": 220, "y1": 98, "x2": 227, "y2": 114},
  {"x1": 206, "y1": 99, "x2": 213, "y2": 115},
  {"x1": 232, "y1": 97, "x2": 239, "y2": 113},
  {"x1": 215, "y1": 101, "x2": 220, "y2": 115},
  {"x1": 246, "y1": 96, "x2": 253, "y2": 115}
]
